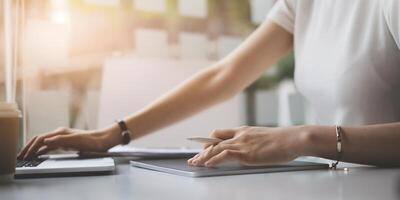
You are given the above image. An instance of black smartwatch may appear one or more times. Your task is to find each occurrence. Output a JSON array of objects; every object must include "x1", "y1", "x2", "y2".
[{"x1": 116, "y1": 120, "x2": 132, "y2": 145}]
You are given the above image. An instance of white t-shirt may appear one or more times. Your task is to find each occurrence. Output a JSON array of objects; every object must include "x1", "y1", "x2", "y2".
[{"x1": 267, "y1": 0, "x2": 400, "y2": 126}]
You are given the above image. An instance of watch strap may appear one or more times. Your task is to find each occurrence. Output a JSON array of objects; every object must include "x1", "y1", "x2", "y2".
[{"x1": 117, "y1": 120, "x2": 132, "y2": 145}]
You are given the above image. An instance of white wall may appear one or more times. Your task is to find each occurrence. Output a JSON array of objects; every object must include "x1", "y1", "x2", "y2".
[
  {"x1": 134, "y1": 0, "x2": 166, "y2": 12},
  {"x1": 24, "y1": 19, "x2": 69, "y2": 70},
  {"x1": 135, "y1": 29, "x2": 169, "y2": 58},
  {"x1": 26, "y1": 91, "x2": 70, "y2": 140},
  {"x1": 218, "y1": 36, "x2": 243, "y2": 59},
  {"x1": 178, "y1": 0, "x2": 207, "y2": 17},
  {"x1": 256, "y1": 89, "x2": 278, "y2": 126},
  {"x1": 277, "y1": 80, "x2": 306, "y2": 126},
  {"x1": 98, "y1": 57, "x2": 245, "y2": 148},
  {"x1": 179, "y1": 32, "x2": 209, "y2": 60},
  {"x1": 84, "y1": 0, "x2": 120, "y2": 7},
  {"x1": 250, "y1": 0, "x2": 276, "y2": 24},
  {"x1": 74, "y1": 90, "x2": 100, "y2": 130}
]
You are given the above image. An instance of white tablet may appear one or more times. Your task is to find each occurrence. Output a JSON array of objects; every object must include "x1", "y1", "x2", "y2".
[{"x1": 130, "y1": 158, "x2": 329, "y2": 177}]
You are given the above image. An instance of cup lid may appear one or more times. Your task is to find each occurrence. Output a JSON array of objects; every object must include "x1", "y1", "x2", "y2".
[
  {"x1": 0, "y1": 102, "x2": 20, "y2": 117},
  {"x1": 0, "y1": 102, "x2": 18, "y2": 110}
]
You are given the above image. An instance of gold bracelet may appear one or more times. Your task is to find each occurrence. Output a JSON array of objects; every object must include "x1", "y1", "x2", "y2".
[{"x1": 330, "y1": 125, "x2": 343, "y2": 170}]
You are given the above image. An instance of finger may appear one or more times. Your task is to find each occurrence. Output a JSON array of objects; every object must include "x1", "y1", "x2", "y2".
[
  {"x1": 209, "y1": 129, "x2": 236, "y2": 140},
  {"x1": 193, "y1": 144, "x2": 239, "y2": 166},
  {"x1": 193, "y1": 146, "x2": 218, "y2": 166},
  {"x1": 202, "y1": 138, "x2": 235, "y2": 149},
  {"x1": 189, "y1": 146, "x2": 212, "y2": 165},
  {"x1": 18, "y1": 136, "x2": 38, "y2": 160},
  {"x1": 18, "y1": 128, "x2": 69, "y2": 159},
  {"x1": 187, "y1": 153, "x2": 201, "y2": 165},
  {"x1": 23, "y1": 136, "x2": 45, "y2": 160},
  {"x1": 203, "y1": 129, "x2": 237, "y2": 149},
  {"x1": 204, "y1": 150, "x2": 243, "y2": 167}
]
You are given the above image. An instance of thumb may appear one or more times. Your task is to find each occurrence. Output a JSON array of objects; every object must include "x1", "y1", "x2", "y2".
[
  {"x1": 210, "y1": 129, "x2": 236, "y2": 140},
  {"x1": 204, "y1": 129, "x2": 236, "y2": 149}
]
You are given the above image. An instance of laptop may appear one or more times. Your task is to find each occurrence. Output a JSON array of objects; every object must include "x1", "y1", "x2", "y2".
[
  {"x1": 130, "y1": 158, "x2": 329, "y2": 177},
  {"x1": 15, "y1": 154, "x2": 115, "y2": 178}
]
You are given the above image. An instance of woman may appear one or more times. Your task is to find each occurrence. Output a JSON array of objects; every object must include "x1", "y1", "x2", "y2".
[{"x1": 19, "y1": 0, "x2": 400, "y2": 167}]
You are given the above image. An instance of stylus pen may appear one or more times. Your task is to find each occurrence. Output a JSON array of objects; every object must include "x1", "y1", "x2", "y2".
[{"x1": 186, "y1": 137, "x2": 223, "y2": 144}]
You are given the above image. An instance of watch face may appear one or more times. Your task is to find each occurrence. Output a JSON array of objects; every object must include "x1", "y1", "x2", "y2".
[{"x1": 122, "y1": 131, "x2": 131, "y2": 145}]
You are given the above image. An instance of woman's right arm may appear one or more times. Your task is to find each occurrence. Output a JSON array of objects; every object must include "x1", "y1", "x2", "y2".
[{"x1": 19, "y1": 20, "x2": 293, "y2": 160}]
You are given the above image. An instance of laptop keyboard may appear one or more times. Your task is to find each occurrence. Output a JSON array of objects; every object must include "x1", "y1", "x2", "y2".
[{"x1": 16, "y1": 158, "x2": 47, "y2": 168}]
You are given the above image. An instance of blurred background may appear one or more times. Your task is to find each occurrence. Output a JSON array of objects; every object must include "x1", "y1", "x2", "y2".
[{"x1": 1, "y1": 0, "x2": 311, "y2": 149}]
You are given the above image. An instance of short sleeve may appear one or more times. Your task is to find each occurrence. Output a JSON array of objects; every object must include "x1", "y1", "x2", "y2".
[
  {"x1": 382, "y1": 0, "x2": 400, "y2": 49},
  {"x1": 267, "y1": 0, "x2": 296, "y2": 34}
]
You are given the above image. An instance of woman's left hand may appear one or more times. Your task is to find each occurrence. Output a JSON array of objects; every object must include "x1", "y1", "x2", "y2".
[{"x1": 188, "y1": 126, "x2": 311, "y2": 167}]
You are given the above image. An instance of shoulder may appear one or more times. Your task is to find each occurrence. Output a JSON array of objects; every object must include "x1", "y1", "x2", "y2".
[
  {"x1": 273, "y1": 0, "x2": 298, "y2": 14},
  {"x1": 267, "y1": 0, "x2": 300, "y2": 33}
]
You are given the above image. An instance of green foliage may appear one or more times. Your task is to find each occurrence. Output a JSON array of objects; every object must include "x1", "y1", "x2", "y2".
[
  {"x1": 276, "y1": 52, "x2": 295, "y2": 80},
  {"x1": 252, "y1": 52, "x2": 295, "y2": 90}
]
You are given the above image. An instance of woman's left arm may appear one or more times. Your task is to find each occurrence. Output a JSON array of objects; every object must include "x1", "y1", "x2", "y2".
[{"x1": 188, "y1": 123, "x2": 400, "y2": 167}]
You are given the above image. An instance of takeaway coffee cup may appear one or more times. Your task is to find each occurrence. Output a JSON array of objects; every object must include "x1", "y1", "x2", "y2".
[{"x1": 0, "y1": 102, "x2": 21, "y2": 183}]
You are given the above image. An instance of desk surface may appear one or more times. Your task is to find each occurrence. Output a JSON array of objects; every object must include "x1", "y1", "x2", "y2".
[{"x1": 1, "y1": 158, "x2": 400, "y2": 200}]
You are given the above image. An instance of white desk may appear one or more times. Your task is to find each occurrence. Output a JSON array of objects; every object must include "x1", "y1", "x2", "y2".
[{"x1": 1, "y1": 158, "x2": 399, "y2": 200}]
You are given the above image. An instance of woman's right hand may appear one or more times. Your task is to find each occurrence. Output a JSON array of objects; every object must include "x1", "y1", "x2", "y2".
[{"x1": 18, "y1": 126, "x2": 121, "y2": 160}]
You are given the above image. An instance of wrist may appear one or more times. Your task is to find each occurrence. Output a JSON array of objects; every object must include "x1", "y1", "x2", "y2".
[
  {"x1": 298, "y1": 125, "x2": 337, "y2": 158},
  {"x1": 291, "y1": 125, "x2": 314, "y2": 157},
  {"x1": 98, "y1": 124, "x2": 122, "y2": 150}
]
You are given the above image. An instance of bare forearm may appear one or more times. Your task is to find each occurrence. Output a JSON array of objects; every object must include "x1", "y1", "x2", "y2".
[
  {"x1": 124, "y1": 64, "x2": 238, "y2": 139},
  {"x1": 304, "y1": 123, "x2": 400, "y2": 166}
]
